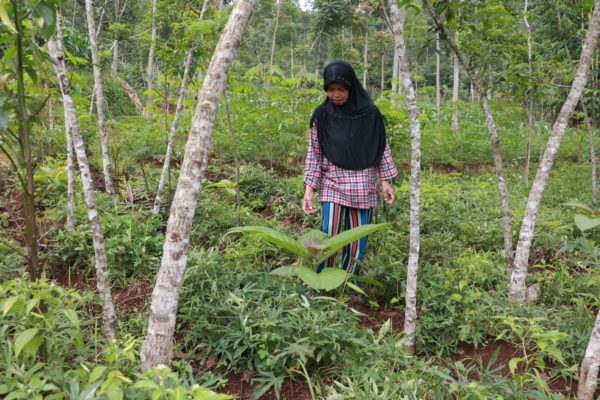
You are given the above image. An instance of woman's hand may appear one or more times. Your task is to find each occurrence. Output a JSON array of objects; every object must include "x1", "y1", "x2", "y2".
[
  {"x1": 382, "y1": 180, "x2": 395, "y2": 204},
  {"x1": 303, "y1": 186, "x2": 317, "y2": 214}
]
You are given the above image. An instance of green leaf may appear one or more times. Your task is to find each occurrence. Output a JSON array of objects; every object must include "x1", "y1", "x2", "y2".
[
  {"x1": 89, "y1": 366, "x2": 107, "y2": 383},
  {"x1": 508, "y1": 357, "x2": 522, "y2": 375},
  {"x1": 269, "y1": 265, "x2": 298, "y2": 278},
  {"x1": 228, "y1": 226, "x2": 309, "y2": 258},
  {"x1": 296, "y1": 266, "x2": 347, "y2": 291},
  {"x1": 562, "y1": 202, "x2": 598, "y2": 216},
  {"x1": 14, "y1": 328, "x2": 39, "y2": 358},
  {"x1": 104, "y1": 384, "x2": 123, "y2": 400},
  {"x1": 574, "y1": 214, "x2": 600, "y2": 232},
  {"x1": 0, "y1": 3, "x2": 17, "y2": 34},
  {"x1": 349, "y1": 274, "x2": 384, "y2": 288},
  {"x1": 346, "y1": 281, "x2": 366, "y2": 295},
  {"x1": 317, "y1": 224, "x2": 389, "y2": 264},
  {"x1": 63, "y1": 309, "x2": 80, "y2": 329},
  {"x1": 2, "y1": 295, "x2": 19, "y2": 316}
]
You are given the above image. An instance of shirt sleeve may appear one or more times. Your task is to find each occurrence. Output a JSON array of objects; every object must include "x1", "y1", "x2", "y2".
[
  {"x1": 377, "y1": 144, "x2": 398, "y2": 181},
  {"x1": 303, "y1": 124, "x2": 323, "y2": 190}
]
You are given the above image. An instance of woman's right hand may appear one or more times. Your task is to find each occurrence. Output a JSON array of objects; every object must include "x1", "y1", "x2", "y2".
[{"x1": 302, "y1": 186, "x2": 317, "y2": 214}]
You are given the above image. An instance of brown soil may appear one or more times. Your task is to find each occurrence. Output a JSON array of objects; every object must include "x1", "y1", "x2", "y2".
[
  {"x1": 114, "y1": 280, "x2": 151, "y2": 313},
  {"x1": 351, "y1": 302, "x2": 405, "y2": 333},
  {"x1": 216, "y1": 372, "x2": 311, "y2": 400}
]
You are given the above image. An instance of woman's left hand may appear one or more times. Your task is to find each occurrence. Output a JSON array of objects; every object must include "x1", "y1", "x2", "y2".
[{"x1": 381, "y1": 180, "x2": 395, "y2": 204}]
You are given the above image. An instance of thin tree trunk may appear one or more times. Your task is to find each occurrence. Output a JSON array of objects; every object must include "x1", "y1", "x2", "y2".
[
  {"x1": 423, "y1": 0, "x2": 515, "y2": 278},
  {"x1": 451, "y1": 53, "x2": 459, "y2": 131},
  {"x1": 140, "y1": 0, "x2": 258, "y2": 370},
  {"x1": 386, "y1": 2, "x2": 421, "y2": 355},
  {"x1": 524, "y1": 0, "x2": 533, "y2": 186},
  {"x1": 512, "y1": 1, "x2": 600, "y2": 301},
  {"x1": 113, "y1": 75, "x2": 143, "y2": 113},
  {"x1": 47, "y1": 83, "x2": 55, "y2": 131},
  {"x1": 578, "y1": 309, "x2": 600, "y2": 400},
  {"x1": 143, "y1": 0, "x2": 158, "y2": 119},
  {"x1": 13, "y1": 0, "x2": 39, "y2": 280},
  {"x1": 153, "y1": 47, "x2": 194, "y2": 214},
  {"x1": 362, "y1": 14, "x2": 369, "y2": 88},
  {"x1": 48, "y1": 13, "x2": 116, "y2": 339},
  {"x1": 111, "y1": 0, "x2": 119, "y2": 76},
  {"x1": 436, "y1": 32, "x2": 440, "y2": 117},
  {"x1": 470, "y1": 81, "x2": 474, "y2": 103},
  {"x1": 85, "y1": 0, "x2": 115, "y2": 195},
  {"x1": 269, "y1": 0, "x2": 280, "y2": 73},
  {"x1": 392, "y1": 46, "x2": 399, "y2": 94},
  {"x1": 380, "y1": 53, "x2": 385, "y2": 93}
]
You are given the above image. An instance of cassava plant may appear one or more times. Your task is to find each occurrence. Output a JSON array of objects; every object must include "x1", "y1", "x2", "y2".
[{"x1": 228, "y1": 223, "x2": 388, "y2": 291}]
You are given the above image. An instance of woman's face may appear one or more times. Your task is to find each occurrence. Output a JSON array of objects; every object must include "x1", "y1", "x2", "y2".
[{"x1": 326, "y1": 82, "x2": 349, "y2": 106}]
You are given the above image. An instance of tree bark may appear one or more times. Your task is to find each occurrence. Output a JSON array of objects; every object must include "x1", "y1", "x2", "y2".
[
  {"x1": 85, "y1": 0, "x2": 115, "y2": 195},
  {"x1": 423, "y1": 0, "x2": 515, "y2": 278},
  {"x1": 48, "y1": 12, "x2": 116, "y2": 339},
  {"x1": 362, "y1": 13, "x2": 369, "y2": 88},
  {"x1": 153, "y1": 47, "x2": 194, "y2": 214},
  {"x1": 578, "y1": 309, "x2": 600, "y2": 400},
  {"x1": 380, "y1": 53, "x2": 385, "y2": 93},
  {"x1": 392, "y1": 46, "x2": 399, "y2": 94},
  {"x1": 269, "y1": 0, "x2": 280, "y2": 73},
  {"x1": 113, "y1": 74, "x2": 143, "y2": 114},
  {"x1": 451, "y1": 53, "x2": 459, "y2": 131},
  {"x1": 111, "y1": 0, "x2": 119, "y2": 76},
  {"x1": 140, "y1": 0, "x2": 258, "y2": 370},
  {"x1": 143, "y1": 0, "x2": 158, "y2": 119},
  {"x1": 512, "y1": 0, "x2": 600, "y2": 301},
  {"x1": 524, "y1": 0, "x2": 533, "y2": 185},
  {"x1": 386, "y1": 2, "x2": 422, "y2": 356},
  {"x1": 435, "y1": 32, "x2": 440, "y2": 117}
]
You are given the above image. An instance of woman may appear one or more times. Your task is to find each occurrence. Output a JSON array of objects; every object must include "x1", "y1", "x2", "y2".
[{"x1": 303, "y1": 60, "x2": 398, "y2": 275}]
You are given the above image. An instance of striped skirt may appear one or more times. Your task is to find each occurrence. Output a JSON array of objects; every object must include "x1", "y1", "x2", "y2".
[{"x1": 316, "y1": 202, "x2": 373, "y2": 275}]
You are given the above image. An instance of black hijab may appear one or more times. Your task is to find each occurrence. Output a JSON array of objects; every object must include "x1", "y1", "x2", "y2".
[{"x1": 310, "y1": 60, "x2": 386, "y2": 170}]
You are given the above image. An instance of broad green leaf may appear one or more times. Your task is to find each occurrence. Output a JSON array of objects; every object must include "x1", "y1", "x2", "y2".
[
  {"x1": 104, "y1": 384, "x2": 123, "y2": 400},
  {"x1": 0, "y1": 3, "x2": 17, "y2": 34},
  {"x1": 25, "y1": 297, "x2": 39, "y2": 314},
  {"x1": 89, "y1": 366, "x2": 107, "y2": 383},
  {"x1": 317, "y1": 224, "x2": 389, "y2": 264},
  {"x1": 228, "y1": 226, "x2": 309, "y2": 258},
  {"x1": 297, "y1": 266, "x2": 347, "y2": 291},
  {"x1": 132, "y1": 380, "x2": 159, "y2": 390},
  {"x1": 2, "y1": 295, "x2": 19, "y2": 316},
  {"x1": 270, "y1": 265, "x2": 298, "y2": 278},
  {"x1": 23, "y1": 335, "x2": 42, "y2": 358},
  {"x1": 77, "y1": 380, "x2": 103, "y2": 400},
  {"x1": 14, "y1": 328, "x2": 39, "y2": 358},
  {"x1": 298, "y1": 229, "x2": 329, "y2": 242},
  {"x1": 574, "y1": 214, "x2": 600, "y2": 232}
]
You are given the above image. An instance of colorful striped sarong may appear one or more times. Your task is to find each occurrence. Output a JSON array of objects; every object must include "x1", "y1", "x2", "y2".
[{"x1": 316, "y1": 202, "x2": 373, "y2": 275}]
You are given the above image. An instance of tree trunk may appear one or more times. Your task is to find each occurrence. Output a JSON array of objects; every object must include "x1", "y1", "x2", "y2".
[
  {"x1": 13, "y1": 0, "x2": 39, "y2": 281},
  {"x1": 423, "y1": 0, "x2": 515, "y2": 279},
  {"x1": 578, "y1": 309, "x2": 600, "y2": 400},
  {"x1": 524, "y1": 0, "x2": 533, "y2": 186},
  {"x1": 47, "y1": 83, "x2": 55, "y2": 131},
  {"x1": 451, "y1": 53, "x2": 459, "y2": 131},
  {"x1": 269, "y1": 0, "x2": 280, "y2": 73},
  {"x1": 387, "y1": 2, "x2": 422, "y2": 356},
  {"x1": 143, "y1": 0, "x2": 158, "y2": 119},
  {"x1": 48, "y1": 12, "x2": 116, "y2": 339},
  {"x1": 392, "y1": 45, "x2": 399, "y2": 94},
  {"x1": 435, "y1": 32, "x2": 440, "y2": 117},
  {"x1": 362, "y1": 14, "x2": 369, "y2": 88},
  {"x1": 153, "y1": 47, "x2": 194, "y2": 214},
  {"x1": 111, "y1": 0, "x2": 119, "y2": 76},
  {"x1": 85, "y1": 0, "x2": 115, "y2": 195},
  {"x1": 380, "y1": 53, "x2": 385, "y2": 93},
  {"x1": 511, "y1": 0, "x2": 600, "y2": 301},
  {"x1": 113, "y1": 75, "x2": 143, "y2": 114},
  {"x1": 140, "y1": 0, "x2": 258, "y2": 370}
]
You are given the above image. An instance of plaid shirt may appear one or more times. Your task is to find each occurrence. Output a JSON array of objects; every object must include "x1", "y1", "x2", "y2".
[{"x1": 304, "y1": 124, "x2": 398, "y2": 209}]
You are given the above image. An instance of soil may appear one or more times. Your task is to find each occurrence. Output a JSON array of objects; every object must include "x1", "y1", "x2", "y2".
[
  {"x1": 350, "y1": 302, "x2": 405, "y2": 333},
  {"x1": 218, "y1": 372, "x2": 311, "y2": 400},
  {"x1": 114, "y1": 280, "x2": 151, "y2": 313}
]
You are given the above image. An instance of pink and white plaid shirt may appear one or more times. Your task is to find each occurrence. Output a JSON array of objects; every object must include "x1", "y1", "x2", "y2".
[{"x1": 304, "y1": 125, "x2": 398, "y2": 209}]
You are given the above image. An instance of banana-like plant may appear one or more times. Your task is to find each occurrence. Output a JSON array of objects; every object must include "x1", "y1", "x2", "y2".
[
  {"x1": 562, "y1": 202, "x2": 600, "y2": 232},
  {"x1": 228, "y1": 223, "x2": 388, "y2": 291}
]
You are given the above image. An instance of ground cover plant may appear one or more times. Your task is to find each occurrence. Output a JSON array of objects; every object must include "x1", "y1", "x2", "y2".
[{"x1": 2, "y1": 0, "x2": 600, "y2": 398}]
